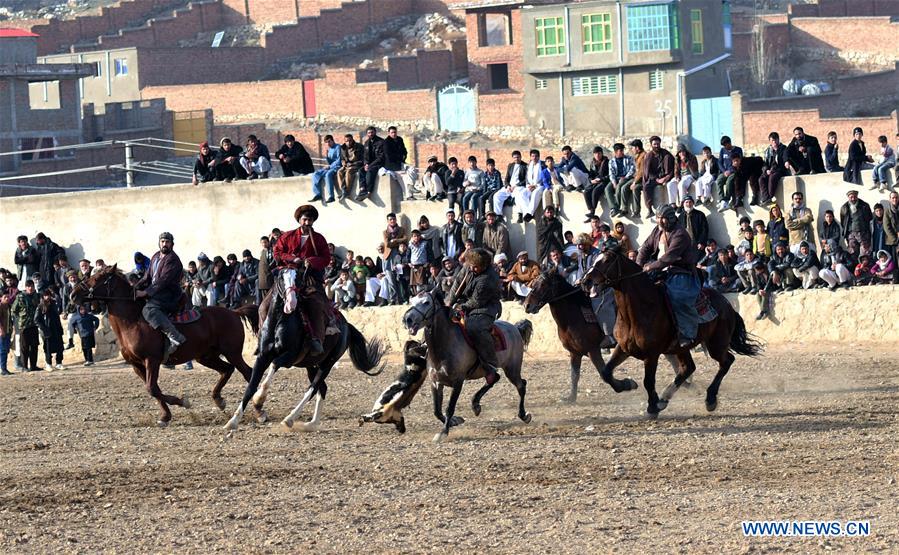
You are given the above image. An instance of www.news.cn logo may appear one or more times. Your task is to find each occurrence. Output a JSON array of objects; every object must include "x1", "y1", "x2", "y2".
[{"x1": 742, "y1": 520, "x2": 871, "y2": 537}]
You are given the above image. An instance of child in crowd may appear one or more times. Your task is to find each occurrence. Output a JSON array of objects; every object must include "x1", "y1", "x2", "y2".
[
  {"x1": 871, "y1": 250, "x2": 896, "y2": 284},
  {"x1": 736, "y1": 250, "x2": 762, "y2": 294},
  {"x1": 67, "y1": 304, "x2": 100, "y2": 366},
  {"x1": 331, "y1": 269, "x2": 357, "y2": 309},
  {"x1": 752, "y1": 220, "x2": 772, "y2": 261},
  {"x1": 736, "y1": 228, "x2": 754, "y2": 258},
  {"x1": 853, "y1": 254, "x2": 874, "y2": 286},
  {"x1": 444, "y1": 157, "x2": 465, "y2": 214},
  {"x1": 35, "y1": 289, "x2": 65, "y2": 370},
  {"x1": 819, "y1": 210, "x2": 841, "y2": 250},
  {"x1": 872, "y1": 135, "x2": 896, "y2": 191},
  {"x1": 481, "y1": 158, "x2": 504, "y2": 218},
  {"x1": 872, "y1": 204, "x2": 886, "y2": 254},
  {"x1": 824, "y1": 131, "x2": 842, "y2": 173}
]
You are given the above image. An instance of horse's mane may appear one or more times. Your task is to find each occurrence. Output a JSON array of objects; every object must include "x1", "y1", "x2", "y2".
[{"x1": 542, "y1": 270, "x2": 591, "y2": 308}]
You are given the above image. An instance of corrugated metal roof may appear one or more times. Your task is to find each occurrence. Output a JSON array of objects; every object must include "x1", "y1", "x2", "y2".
[{"x1": 0, "y1": 28, "x2": 40, "y2": 38}]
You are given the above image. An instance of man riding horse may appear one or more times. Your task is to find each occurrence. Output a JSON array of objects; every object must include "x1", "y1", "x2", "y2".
[
  {"x1": 446, "y1": 248, "x2": 502, "y2": 385},
  {"x1": 135, "y1": 232, "x2": 187, "y2": 356},
  {"x1": 636, "y1": 205, "x2": 700, "y2": 347},
  {"x1": 272, "y1": 204, "x2": 331, "y2": 355}
]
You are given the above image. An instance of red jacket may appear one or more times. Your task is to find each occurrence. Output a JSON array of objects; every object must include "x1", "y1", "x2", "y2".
[{"x1": 273, "y1": 228, "x2": 330, "y2": 271}]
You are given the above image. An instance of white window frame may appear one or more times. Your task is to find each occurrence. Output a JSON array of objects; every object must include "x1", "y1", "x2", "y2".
[
  {"x1": 114, "y1": 58, "x2": 128, "y2": 77},
  {"x1": 649, "y1": 69, "x2": 664, "y2": 91},
  {"x1": 572, "y1": 75, "x2": 617, "y2": 96},
  {"x1": 535, "y1": 78, "x2": 548, "y2": 90}
]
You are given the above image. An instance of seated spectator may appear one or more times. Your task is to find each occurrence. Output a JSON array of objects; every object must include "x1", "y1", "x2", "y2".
[
  {"x1": 132, "y1": 252, "x2": 150, "y2": 281},
  {"x1": 872, "y1": 135, "x2": 896, "y2": 191},
  {"x1": 461, "y1": 156, "x2": 487, "y2": 218},
  {"x1": 340, "y1": 249, "x2": 355, "y2": 273},
  {"x1": 331, "y1": 269, "x2": 357, "y2": 309},
  {"x1": 323, "y1": 256, "x2": 341, "y2": 296},
  {"x1": 505, "y1": 251, "x2": 540, "y2": 299},
  {"x1": 758, "y1": 132, "x2": 787, "y2": 206},
  {"x1": 731, "y1": 153, "x2": 764, "y2": 211},
  {"x1": 715, "y1": 136, "x2": 742, "y2": 212},
  {"x1": 871, "y1": 250, "x2": 895, "y2": 284},
  {"x1": 583, "y1": 146, "x2": 610, "y2": 220},
  {"x1": 210, "y1": 256, "x2": 231, "y2": 306},
  {"x1": 192, "y1": 142, "x2": 215, "y2": 185},
  {"x1": 213, "y1": 137, "x2": 246, "y2": 182},
  {"x1": 310, "y1": 135, "x2": 341, "y2": 204},
  {"x1": 706, "y1": 248, "x2": 741, "y2": 293},
  {"x1": 238, "y1": 250, "x2": 258, "y2": 289},
  {"x1": 337, "y1": 134, "x2": 364, "y2": 200},
  {"x1": 843, "y1": 127, "x2": 873, "y2": 186},
  {"x1": 276, "y1": 134, "x2": 314, "y2": 178},
  {"x1": 383, "y1": 126, "x2": 407, "y2": 173},
  {"x1": 671, "y1": 144, "x2": 698, "y2": 207},
  {"x1": 240, "y1": 135, "x2": 272, "y2": 180},
  {"x1": 735, "y1": 250, "x2": 762, "y2": 294},
  {"x1": 562, "y1": 230, "x2": 578, "y2": 258},
  {"x1": 558, "y1": 145, "x2": 590, "y2": 192},
  {"x1": 359, "y1": 126, "x2": 385, "y2": 202},
  {"x1": 228, "y1": 273, "x2": 255, "y2": 308},
  {"x1": 515, "y1": 150, "x2": 549, "y2": 223},
  {"x1": 819, "y1": 209, "x2": 841, "y2": 251},
  {"x1": 491, "y1": 151, "x2": 527, "y2": 218},
  {"x1": 67, "y1": 304, "x2": 100, "y2": 367},
  {"x1": 480, "y1": 159, "x2": 504, "y2": 217},
  {"x1": 362, "y1": 256, "x2": 389, "y2": 307},
  {"x1": 607, "y1": 143, "x2": 636, "y2": 219},
  {"x1": 191, "y1": 253, "x2": 213, "y2": 307},
  {"x1": 694, "y1": 146, "x2": 719, "y2": 205},
  {"x1": 824, "y1": 131, "x2": 843, "y2": 173},
  {"x1": 696, "y1": 239, "x2": 719, "y2": 282},
  {"x1": 785, "y1": 127, "x2": 825, "y2": 176},
  {"x1": 767, "y1": 241, "x2": 798, "y2": 292},
  {"x1": 444, "y1": 157, "x2": 465, "y2": 214},
  {"x1": 790, "y1": 241, "x2": 820, "y2": 289},
  {"x1": 853, "y1": 254, "x2": 874, "y2": 286},
  {"x1": 819, "y1": 239, "x2": 852, "y2": 291},
  {"x1": 424, "y1": 156, "x2": 450, "y2": 202},
  {"x1": 542, "y1": 156, "x2": 564, "y2": 210}
]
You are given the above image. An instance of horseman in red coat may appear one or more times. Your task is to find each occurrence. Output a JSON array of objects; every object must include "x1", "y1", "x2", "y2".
[{"x1": 272, "y1": 204, "x2": 331, "y2": 354}]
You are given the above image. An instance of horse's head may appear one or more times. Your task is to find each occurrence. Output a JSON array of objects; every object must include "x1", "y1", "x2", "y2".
[
  {"x1": 71, "y1": 264, "x2": 129, "y2": 307},
  {"x1": 583, "y1": 246, "x2": 637, "y2": 289},
  {"x1": 403, "y1": 289, "x2": 441, "y2": 335},
  {"x1": 279, "y1": 269, "x2": 298, "y2": 314},
  {"x1": 522, "y1": 271, "x2": 560, "y2": 314},
  {"x1": 359, "y1": 340, "x2": 428, "y2": 433}
]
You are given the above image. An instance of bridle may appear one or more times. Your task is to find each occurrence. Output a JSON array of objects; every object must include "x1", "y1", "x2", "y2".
[
  {"x1": 586, "y1": 251, "x2": 644, "y2": 287},
  {"x1": 74, "y1": 273, "x2": 135, "y2": 302},
  {"x1": 407, "y1": 291, "x2": 437, "y2": 325},
  {"x1": 533, "y1": 273, "x2": 584, "y2": 306}
]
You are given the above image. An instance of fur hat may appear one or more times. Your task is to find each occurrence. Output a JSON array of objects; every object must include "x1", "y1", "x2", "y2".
[
  {"x1": 658, "y1": 205, "x2": 677, "y2": 221},
  {"x1": 294, "y1": 204, "x2": 319, "y2": 222},
  {"x1": 465, "y1": 248, "x2": 492, "y2": 269}
]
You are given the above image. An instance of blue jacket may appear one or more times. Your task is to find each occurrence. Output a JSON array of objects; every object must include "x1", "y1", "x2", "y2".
[
  {"x1": 719, "y1": 146, "x2": 743, "y2": 173},
  {"x1": 68, "y1": 312, "x2": 100, "y2": 338},
  {"x1": 325, "y1": 143, "x2": 341, "y2": 171},
  {"x1": 557, "y1": 153, "x2": 588, "y2": 175},
  {"x1": 609, "y1": 155, "x2": 636, "y2": 182}
]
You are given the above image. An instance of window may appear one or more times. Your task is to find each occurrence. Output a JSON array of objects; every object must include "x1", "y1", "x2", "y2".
[
  {"x1": 649, "y1": 69, "x2": 664, "y2": 90},
  {"x1": 626, "y1": 4, "x2": 680, "y2": 52},
  {"x1": 723, "y1": 0, "x2": 732, "y2": 50},
  {"x1": 691, "y1": 9, "x2": 704, "y2": 54},
  {"x1": 571, "y1": 75, "x2": 617, "y2": 96},
  {"x1": 535, "y1": 78, "x2": 548, "y2": 90},
  {"x1": 95, "y1": 61, "x2": 103, "y2": 78},
  {"x1": 489, "y1": 63, "x2": 509, "y2": 90},
  {"x1": 19, "y1": 137, "x2": 57, "y2": 161},
  {"x1": 582, "y1": 13, "x2": 612, "y2": 53},
  {"x1": 535, "y1": 16, "x2": 566, "y2": 57},
  {"x1": 478, "y1": 12, "x2": 511, "y2": 47},
  {"x1": 114, "y1": 58, "x2": 128, "y2": 76}
]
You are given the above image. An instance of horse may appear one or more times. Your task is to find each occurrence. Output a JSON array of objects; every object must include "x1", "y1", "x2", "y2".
[
  {"x1": 522, "y1": 270, "x2": 681, "y2": 404},
  {"x1": 583, "y1": 249, "x2": 763, "y2": 417},
  {"x1": 71, "y1": 265, "x2": 260, "y2": 426},
  {"x1": 224, "y1": 268, "x2": 385, "y2": 434},
  {"x1": 377, "y1": 288, "x2": 533, "y2": 442},
  {"x1": 359, "y1": 339, "x2": 430, "y2": 434}
]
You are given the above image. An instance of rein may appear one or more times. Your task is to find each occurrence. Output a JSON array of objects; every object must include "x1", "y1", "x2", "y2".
[
  {"x1": 78, "y1": 274, "x2": 136, "y2": 302},
  {"x1": 543, "y1": 286, "x2": 584, "y2": 304},
  {"x1": 589, "y1": 252, "x2": 644, "y2": 286}
]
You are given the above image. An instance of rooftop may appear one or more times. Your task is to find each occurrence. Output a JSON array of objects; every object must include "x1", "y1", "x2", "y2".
[
  {"x1": 0, "y1": 63, "x2": 96, "y2": 80},
  {"x1": 0, "y1": 29, "x2": 40, "y2": 38}
]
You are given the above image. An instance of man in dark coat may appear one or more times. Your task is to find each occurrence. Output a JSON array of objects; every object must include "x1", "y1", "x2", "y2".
[
  {"x1": 33, "y1": 232, "x2": 64, "y2": 288},
  {"x1": 642, "y1": 136, "x2": 675, "y2": 219},
  {"x1": 14, "y1": 235, "x2": 39, "y2": 282},
  {"x1": 135, "y1": 232, "x2": 187, "y2": 356},
  {"x1": 212, "y1": 137, "x2": 246, "y2": 181},
  {"x1": 786, "y1": 127, "x2": 826, "y2": 175},
  {"x1": 676, "y1": 196, "x2": 709, "y2": 253},
  {"x1": 536, "y1": 205, "x2": 564, "y2": 263},
  {"x1": 359, "y1": 126, "x2": 385, "y2": 202},
  {"x1": 275, "y1": 134, "x2": 314, "y2": 177},
  {"x1": 446, "y1": 248, "x2": 502, "y2": 385},
  {"x1": 383, "y1": 126, "x2": 407, "y2": 171},
  {"x1": 839, "y1": 189, "x2": 874, "y2": 255},
  {"x1": 757, "y1": 132, "x2": 788, "y2": 205},
  {"x1": 636, "y1": 205, "x2": 700, "y2": 346},
  {"x1": 441, "y1": 210, "x2": 464, "y2": 261}
]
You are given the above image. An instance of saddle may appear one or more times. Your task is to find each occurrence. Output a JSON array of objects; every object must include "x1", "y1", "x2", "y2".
[
  {"x1": 454, "y1": 318, "x2": 508, "y2": 352},
  {"x1": 658, "y1": 285, "x2": 718, "y2": 325},
  {"x1": 167, "y1": 293, "x2": 202, "y2": 324}
]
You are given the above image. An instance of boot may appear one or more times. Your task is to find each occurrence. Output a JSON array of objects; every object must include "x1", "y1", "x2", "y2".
[
  {"x1": 66, "y1": 338, "x2": 75, "y2": 350},
  {"x1": 161, "y1": 323, "x2": 186, "y2": 357}
]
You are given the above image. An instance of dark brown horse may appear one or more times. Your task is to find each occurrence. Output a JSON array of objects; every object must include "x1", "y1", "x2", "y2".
[
  {"x1": 522, "y1": 271, "x2": 680, "y2": 404},
  {"x1": 583, "y1": 249, "x2": 763, "y2": 417},
  {"x1": 71, "y1": 265, "x2": 260, "y2": 426}
]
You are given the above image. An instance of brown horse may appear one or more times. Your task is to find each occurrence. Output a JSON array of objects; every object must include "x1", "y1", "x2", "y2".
[
  {"x1": 522, "y1": 271, "x2": 680, "y2": 404},
  {"x1": 583, "y1": 249, "x2": 763, "y2": 417},
  {"x1": 71, "y1": 265, "x2": 260, "y2": 426}
]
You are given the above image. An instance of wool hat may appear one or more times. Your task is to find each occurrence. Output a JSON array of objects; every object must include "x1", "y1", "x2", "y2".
[
  {"x1": 159, "y1": 231, "x2": 174, "y2": 242},
  {"x1": 294, "y1": 204, "x2": 319, "y2": 222}
]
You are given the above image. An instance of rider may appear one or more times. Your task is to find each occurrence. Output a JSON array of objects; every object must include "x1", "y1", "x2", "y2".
[
  {"x1": 135, "y1": 232, "x2": 187, "y2": 356},
  {"x1": 636, "y1": 204, "x2": 700, "y2": 347},
  {"x1": 272, "y1": 204, "x2": 331, "y2": 355},
  {"x1": 446, "y1": 247, "x2": 501, "y2": 385}
]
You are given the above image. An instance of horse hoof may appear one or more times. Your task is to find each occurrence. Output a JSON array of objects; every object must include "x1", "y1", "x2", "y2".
[
  {"x1": 255, "y1": 409, "x2": 269, "y2": 424},
  {"x1": 656, "y1": 399, "x2": 669, "y2": 412},
  {"x1": 181, "y1": 395, "x2": 191, "y2": 410},
  {"x1": 623, "y1": 378, "x2": 639, "y2": 391},
  {"x1": 521, "y1": 412, "x2": 532, "y2": 424},
  {"x1": 223, "y1": 420, "x2": 238, "y2": 432},
  {"x1": 280, "y1": 418, "x2": 294, "y2": 432},
  {"x1": 395, "y1": 418, "x2": 406, "y2": 434},
  {"x1": 660, "y1": 384, "x2": 677, "y2": 401},
  {"x1": 433, "y1": 432, "x2": 447, "y2": 443},
  {"x1": 213, "y1": 397, "x2": 226, "y2": 411},
  {"x1": 471, "y1": 403, "x2": 482, "y2": 417},
  {"x1": 559, "y1": 395, "x2": 576, "y2": 405},
  {"x1": 706, "y1": 400, "x2": 718, "y2": 412},
  {"x1": 449, "y1": 416, "x2": 465, "y2": 427},
  {"x1": 300, "y1": 421, "x2": 321, "y2": 432},
  {"x1": 645, "y1": 410, "x2": 659, "y2": 420},
  {"x1": 156, "y1": 419, "x2": 169, "y2": 428}
]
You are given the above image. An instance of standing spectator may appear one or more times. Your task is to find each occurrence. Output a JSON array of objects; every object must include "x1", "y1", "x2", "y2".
[
  {"x1": 77, "y1": 259, "x2": 92, "y2": 281},
  {"x1": 610, "y1": 220, "x2": 634, "y2": 253},
  {"x1": 752, "y1": 219, "x2": 773, "y2": 260},
  {"x1": 872, "y1": 204, "x2": 887, "y2": 255},
  {"x1": 240, "y1": 134, "x2": 272, "y2": 180},
  {"x1": 384, "y1": 242, "x2": 410, "y2": 303},
  {"x1": 758, "y1": 132, "x2": 787, "y2": 206},
  {"x1": 462, "y1": 156, "x2": 487, "y2": 217},
  {"x1": 536, "y1": 205, "x2": 564, "y2": 263},
  {"x1": 785, "y1": 127, "x2": 825, "y2": 175},
  {"x1": 871, "y1": 135, "x2": 896, "y2": 191},
  {"x1": 840, "y1": 190, "x2": 873, "y2": 255},
  {"x1": 642, "y1": 136, "x2": 675, "y2": 219},
  {"x1": 423, "y1": 156, "x2": 450, "y2": 202},
  {"x1": 257, "y1": 236, "x2": 273, "y2": 304},
  {"x1": 360, "y1": 126, "x2": 385, "y2": 202},
  {"x1": 558, "y1": 145, "x2": 590, "y2": 191},
  {"x1": 192, "y1": 141, "x2": 215, "y2": 185},
  {"x1": 310, "y1": 135, "x2": 341, "y2": 204},
  {"x1": 843, "y1": 127, "x2": 873, "y2": 186},
  {"x1": 11, "y1": 279, "x2": 40, "y2": 372},
  {"x1": 677, "y1": 196, "x2": 709, "y2": 253},
  {"x1": 461, "y1": 210, "x2": 481, "y2": 246},
  {"x1": 276, "y1": 134, "x2": 314, "y2": 178},
  {"x1": 441, "y1": 210, "x2": 464, "y2": 261},
  {"x1": 607, "y1": 143, "x2": 636, "y2": 218},
  {"x1": 767, "y1": 204, "x2": 789, "y2": 246},
  {"x1": 884, "y1": 191, "x2": 899, "y2": 280},
  {"x1": 819, "y1": 239, "x2": 852, "y2": 290},
  {"x1": 191, "y1": 253, "x2": 213, "y2": 307},
  {"x1": 69, "y1": 305, "x2": 100, "y2": 366},
  {"x1": 34, "y1": 232, "x2": 64, "y2": 288},
  {"x1": 694, "y1": 146, "x2": 719, "y2": 205},
  {"x1": 715, "y1": 136, "x2": 743, "y2": 212},
  {"x1": 0, "y1": 284, "x2": 14, "y2": 375},
  {"x1": 785, "y1": 191, "x2": 815, "y2": 254},
  {"x1": 491, "y1": 151, "x2": 527, "y2": 217},
  {"x1": 383, "y1": 126, "x2": 407, "y2": 171},
  {"x1": 418, "y1": 215, "x2": 443, "y2": 260},
  {"x1": 14, "y1": 235, "x2": 39, "y2": 282},
  {"x1": 583, "y1": 146, "x2": 610, "y2": 221},
  {"x1": 55, "y1": 256, "x2": 73, "y2": 291},
  {"x1": 791, "y1": 241, "x2": 820, "y2": 289},
  {"x1": 444, "y1": 157, "x2": 465, "y2": 214},
  {"x1": 505, "y1": 251, "x2": 540, "y2": 299},
  {"x1": 824, "y1": 131, "x2": 843, "y2": 173},
  {"x1": 382, "y1": 212, "x2": 408, "y2": 261},
  {"x1": 337, "y1": 134, "x2": 364, "y2": 200},
  {"x1": 671, "y1": 145, "x2": 698, "y2": 208},
  {"x1": 35, "y1": 289, "x2": 65, "y2": 370},
  {"x1": 212, "y1": 137, "x2": 246, "y2": 182},
  {"x1": 819, "y1": 209, "x2": 842, "y2": 251},
  {"x1": 407, "y1": 231, "x2": 430, "y2": 296},
  {"x1": 627, "y1": 139, "x2": 647, "y2": 218},
  {"x1": 481, "y1": 210, "x2": 511, "y2": 261},
  {"x1": 753, "y1": 263, "x2": 772, "y2": 320},
  {"x1": 238, "y1": 249, "x2": 259, "y2": 289},
  {"x1": 515, "y1": 149, "x2": 549, "y2": 223},
  {"x1": 480, "y1": 158, "x2": 503, "y2": 217}
]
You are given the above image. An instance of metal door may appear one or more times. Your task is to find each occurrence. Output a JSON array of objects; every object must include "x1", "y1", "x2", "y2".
[
  {"x1": 172, "y1": 111, "x2": 208, "y2": 155},
  {"x1": 688, "y1": 97, "x2": 732, "y2": 152},
  {"x1": 438, "y1": 84, "x2": 476, "y2": 132}
]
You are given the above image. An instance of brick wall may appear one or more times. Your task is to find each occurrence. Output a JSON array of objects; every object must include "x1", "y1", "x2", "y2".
[
  {"x1": 788, "y1": 0, "x2": 899, "y2": 17},
  {"x1": 788, "y1": 17, "x2": 899, "y2": 70},
  {"x1": 739, "y1": 108, "x2": 899, "y2": 154},
  {"x1": 315, "y1": 70, "x2": 438, "y2": 127},
  {"x1": 136, "y1": 47, "x2": 268, "y2": 87},
  {"x1": 141, "y1": 79, "x2": 305, "y2": 119}
]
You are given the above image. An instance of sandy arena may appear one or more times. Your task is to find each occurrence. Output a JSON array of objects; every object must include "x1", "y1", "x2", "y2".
[{"x1": 1, "y1": 344, "x2": 897, "y2": 553}]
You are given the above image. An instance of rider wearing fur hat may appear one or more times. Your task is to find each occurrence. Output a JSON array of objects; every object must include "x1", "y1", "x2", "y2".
[
  {"x1": 272, "y1": 205, "x2": 331, "y2": 354},
  {"x1": 135, "y1": 232, "x2": 187, "y2": 356},
  {"x1": 636, "y1": 204, "x2": 700, "y2": 347},
  {"x1": 446, "y1": 247, "x2": 502, "y2": 385}
]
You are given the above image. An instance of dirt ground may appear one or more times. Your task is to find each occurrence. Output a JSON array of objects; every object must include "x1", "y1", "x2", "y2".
[{"x1": 1, "y1": 344, "x2": 897, "y2": 553}]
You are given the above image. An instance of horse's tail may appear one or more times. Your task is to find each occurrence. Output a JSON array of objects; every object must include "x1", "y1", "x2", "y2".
[
  {"x1": 346, "y1": 323, "x2": 386, "y2": 376},
  {"x1": 234, "y1": 304, "x2": 259, "y2": 336},
  {"x1": 514, "y1": 319, "x2": 534, "y2": 351},
  {"x1": 729, "y1": 312, "x2": 764, "y2": 357}
]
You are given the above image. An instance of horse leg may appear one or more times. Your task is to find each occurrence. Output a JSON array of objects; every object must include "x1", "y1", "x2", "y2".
[
  {"x1": 643, "y1": 356, "x2": 663, "y2": 418},
  {"x1": 505, "y1": 365, "x2": 532, "y2": 424},
  {"x1": 197, "y1": 355, "x2": 235, "y2": 411},
  {"x1": 471, "y1": 378, "x2": 499, "y2": 417},
  {"x1": 302, "y1": 383, "x2": 327, "y2": 432},
  {"x1": 561, "y1": 353, "x2": 582, "y2": 404},
  {"x1": 705, "y1": 351, "x2": 735, "y2": 412},
  {"x1": 432, "y1": 382, "x2": 446, "y2": 423},
  {"x1": 660, "y1": 352, "x2": 697, "y2": 405},
  {"x1": 251, "y1": 364, "x2": 277, "y2": 409},
  {"x1": 224, "y1": 351, "x2": 274, "y2": 433},
  {"x1": 433, "y1": 382, "x2": 464, "y2": 443},
  {"x1": 595, "y1": 346, "x2": 638, "y2": 393},
  {"x1": 145, "y1": 359, "x2": 188, "y2": 427}
]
